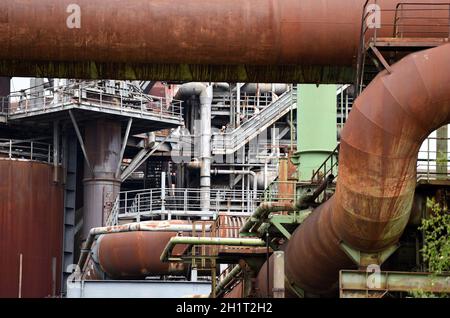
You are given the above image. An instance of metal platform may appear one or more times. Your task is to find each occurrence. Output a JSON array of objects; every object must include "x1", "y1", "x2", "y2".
[
  {"x1": 107, "y1": 188, "x2": 263, "y2": 225},
  {"x1": 368, "y1": 37, "x2": 449, "y2": 50},
  {"x1": 355, "y1": 1, "x2": 450, "y2": 95},
  {"x1": 67, "y1": 280, "x2": 211, "y2": 298},
  {"x1": 3, "y1": 83, "x2": 184, "y2": 134}
]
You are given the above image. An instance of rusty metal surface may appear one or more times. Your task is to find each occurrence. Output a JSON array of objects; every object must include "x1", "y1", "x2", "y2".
[
  {"x1": 223, "y1": 281, "x2": 244, "y2": 298},
  {"x1": 0, "y1": 0, "x2": 447, "y2": 82},
  {"x1": 0, "y1": 160, "x2": 64, "y2": 298},
  {"x1": 82, "y1": 119, "x2": 122, "y2": 239},
  {"x1": 284, "y1": 44, "x2": 450, "y2": 295},
  {"x1": 96, "y1": 220, "x2": 190, "y2": 278},
  {"x1": 340, "y1": 270, "x2": 450, "y2": 297}
]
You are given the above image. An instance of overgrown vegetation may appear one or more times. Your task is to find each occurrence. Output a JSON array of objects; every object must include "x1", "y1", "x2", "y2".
[
  {"x1": 421, "y1": 198, "x2": 450, "y2": 274},
  {"x1": 410, "y1": 197, "x2": 450, "y2": 298}
]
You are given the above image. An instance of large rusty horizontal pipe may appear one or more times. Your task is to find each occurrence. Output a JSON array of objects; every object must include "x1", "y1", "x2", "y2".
[
  {"x1": 0, "y1": 0, "x2": 448, "y2": 82},
  {"x1": 281, "y1": 44, "x2": 450, "y2": 295}
]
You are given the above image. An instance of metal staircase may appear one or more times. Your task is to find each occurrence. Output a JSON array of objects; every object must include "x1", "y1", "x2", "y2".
[{"x1": 211, "y1": 88, "x2": 297, "y2": 155}]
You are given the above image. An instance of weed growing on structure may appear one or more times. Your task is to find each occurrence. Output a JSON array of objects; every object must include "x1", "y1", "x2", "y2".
[{"x1": 410, "y1": 198, "x2": 450, "y2": 298}]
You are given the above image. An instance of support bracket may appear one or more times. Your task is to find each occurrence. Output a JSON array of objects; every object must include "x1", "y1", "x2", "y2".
[
  {"x1": 68, "y1": 110, "x2": 94, "y2": 176},
  {"x1": 369, "y1": 44, "x2": 393, "y2": 74},
  {"x1": 339, "y1": 241, "x2": 399, "y2": 268},
  {"x1": 121, "y1": 128, "x2": 177, "y2": 182},
  {"x1": 270, "y1": 220, "x2": 292, "y2": 240},
  {"x1": 115, "y1": 118, "x2": 133, "y2": 178}
]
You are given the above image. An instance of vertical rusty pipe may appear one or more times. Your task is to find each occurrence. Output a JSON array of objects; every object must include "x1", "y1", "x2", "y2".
[
  {"x1": 82, "y1": 119, "x2": 122, "y2": 239},
  {"x1": 282, "y1": 44, "x2": 450, "y2": 295}
]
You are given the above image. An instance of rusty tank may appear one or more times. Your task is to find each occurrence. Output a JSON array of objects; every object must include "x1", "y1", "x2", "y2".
[
  {"x1": 0, "y1": 160, "x2": 63, "y2": 298},
  {"x1": 94, "y1": 220, "x2": 192, "y2": 278},
  {"x1": 0, "y1": 0, "x2": 448, "y2": 82},
  {"x1": 255, "y1": 43, "x2": 450, "y2": 296}
]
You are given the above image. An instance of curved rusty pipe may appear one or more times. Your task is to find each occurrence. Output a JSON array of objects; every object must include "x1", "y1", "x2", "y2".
[
  {"x1": 280, "y1": 44, "x2": 450, "y2": 295},
  {"x1": 254, "y1": 44, "x2": 450, "y2": 296}
]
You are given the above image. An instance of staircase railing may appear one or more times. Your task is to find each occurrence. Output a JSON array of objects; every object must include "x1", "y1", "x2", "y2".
[
  {"x1": 310, "y1": 144, "x2": 340, "y2": 184},
  {"x1": 211, "y1": 88, "x2": 297, "y2": 155},
  {"x1": 6, "y1": 82, "x2": 183, "y2": 122},
  {"x1": 0, "y1": 138, "x2": 54, "y2": 163},
  {"x1": 105, "y1": 195, "x2": 121, "y2": 226},
  {"x1": 110, "y1": 188, "x2": 265, "y2": 222}
]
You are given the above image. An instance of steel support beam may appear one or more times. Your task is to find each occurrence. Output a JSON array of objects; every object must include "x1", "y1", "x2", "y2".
[
  {"x1": 68, "y1": 110, "x2": 93, "y2": 176},
  {"x1": 115, "y1": 118, "x2": 133, "y2": 178},
  {"x1": 61, "y1": 131, "x2": 77, "y2": 296},
  {"x1": 340, "y1": 270, "x2": 450, "y2": 298},
  {"x1": 120, "y1": 130, "x2": 175, "y2": 182},
  {"x1": 214, "y1": 264, "x2": 242, "y2": 298},
  {"x1": 160, "y1": 237, "x2": 265, "y2": 263}
]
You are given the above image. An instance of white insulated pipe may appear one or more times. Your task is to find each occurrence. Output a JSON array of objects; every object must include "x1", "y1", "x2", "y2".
[
  {"x1": 200, "y1": 85, "x2": 213, "y2": 214},
  {"x1": 175, "y1": 83, "x2": 213, "y2": 215}
]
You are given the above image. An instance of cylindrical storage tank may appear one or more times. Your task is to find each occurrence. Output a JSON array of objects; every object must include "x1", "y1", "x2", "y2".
[
  {"x1": 82, "y1": 119, "x2": 122, "y2": 240},
  {"x1": 95, "y1": 221, "x2": 191, "y2": 278},
  {"x1": 0, "y1": 160, "x2": 63, "y2": 298}
]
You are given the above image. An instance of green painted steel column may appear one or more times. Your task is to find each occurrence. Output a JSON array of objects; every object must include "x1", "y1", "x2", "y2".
[{"x1": 294, "y1": 84, "x2": 337, "y2": 181}]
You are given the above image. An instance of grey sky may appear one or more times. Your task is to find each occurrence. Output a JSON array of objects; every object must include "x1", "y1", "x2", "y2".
[{"x1": 10, "y1": 77, "x2": 31, "y2": 92}]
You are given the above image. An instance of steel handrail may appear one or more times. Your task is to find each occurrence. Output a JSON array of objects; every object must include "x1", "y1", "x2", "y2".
[
  {"x1": 6, "y1": 84, "x2": 184, "y2": 121},
  {"x1": 109, "y1": 187, "x2": 274, "y2": 223},
  {"x1": 212, "y1": 89, "x2": 296, "y2": 154},
  {"x1": 0, "y1": 139, "x2": 54, "y2": 163}
]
